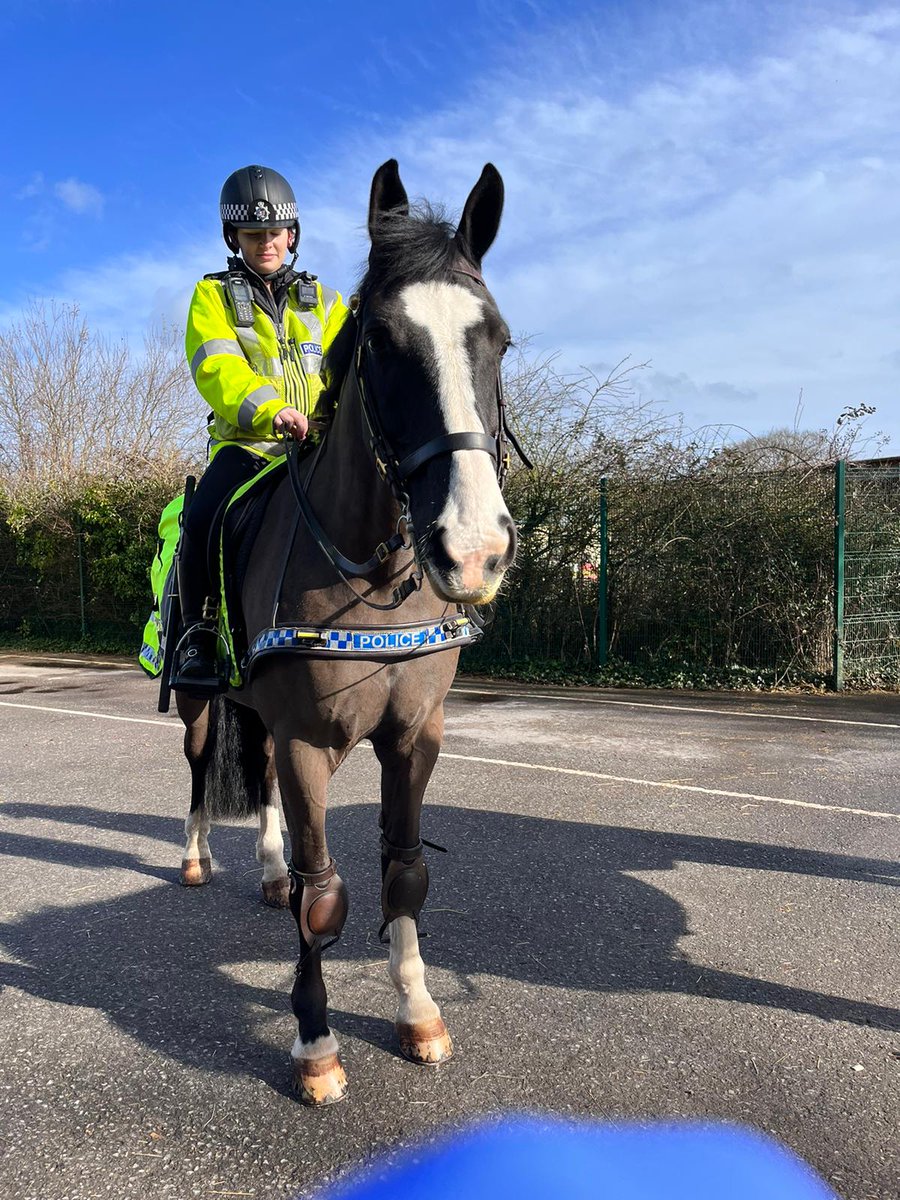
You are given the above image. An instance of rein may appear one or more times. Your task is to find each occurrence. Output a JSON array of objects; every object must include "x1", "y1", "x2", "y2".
[{"x1": 283, "y1": 266, "x2": 531, "y2": 613}]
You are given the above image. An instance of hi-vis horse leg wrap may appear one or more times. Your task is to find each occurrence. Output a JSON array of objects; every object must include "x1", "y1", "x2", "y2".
[
  {"x1": 380, "y1": 837, "x2": 429, "y2": 940},
  {"x1": 289, "y1": 859, "x2": 349, "y2": 955}
]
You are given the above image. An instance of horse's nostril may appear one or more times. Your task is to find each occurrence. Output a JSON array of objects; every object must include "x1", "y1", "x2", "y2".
[
  {"x1": 485, "y1": 554, "x2": 501, "y2": 574},
  {"x1": 499, "y1": 514, "x2": 517, "y2": 567},
  {"x1": 428, "y1": 526, "x2": 455, "y2": 574}
]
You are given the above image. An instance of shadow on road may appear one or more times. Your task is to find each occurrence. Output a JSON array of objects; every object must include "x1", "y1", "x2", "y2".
[{"x1": 0, "y1": 799, "x2": 897, "y2": 1089}]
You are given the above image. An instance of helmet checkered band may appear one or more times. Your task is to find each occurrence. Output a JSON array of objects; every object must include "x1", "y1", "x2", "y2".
[{"x1": 221, "y1": 200, "x2": 298, "y2": 224}]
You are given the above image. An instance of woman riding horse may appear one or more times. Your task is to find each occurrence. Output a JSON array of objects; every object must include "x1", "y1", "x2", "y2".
[
  {"x1": 176, "y1": 160, "x2": 517, "y2": 1105},
  {"x1": 173, "y1": 164, "x2": 348, "y2": 694}
]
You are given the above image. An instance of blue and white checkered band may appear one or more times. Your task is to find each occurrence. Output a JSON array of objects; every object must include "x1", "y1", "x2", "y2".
[{"x1": 242, "y1": 616, "x2": 481, "y2": 674}]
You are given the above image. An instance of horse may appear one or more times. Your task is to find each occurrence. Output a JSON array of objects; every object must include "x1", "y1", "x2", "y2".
[{"x1": 174, "y1": 159, "x2": 518, "y2": 1105}]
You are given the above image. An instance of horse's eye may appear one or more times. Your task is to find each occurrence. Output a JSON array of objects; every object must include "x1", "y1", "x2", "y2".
[
  {"x1": 366, "y1": 329, "x2": 389, "y2": 355},
  {"x1": 499, "y1": 340, "x2": 511, "y2": 358}
]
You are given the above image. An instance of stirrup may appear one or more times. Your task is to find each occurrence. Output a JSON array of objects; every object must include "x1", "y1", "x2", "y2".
[{"x1": 170, "y1": 621, "x2": 231, "y2": 695}]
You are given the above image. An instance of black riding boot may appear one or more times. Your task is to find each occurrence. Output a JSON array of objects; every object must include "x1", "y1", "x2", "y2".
[
  {"x1": 169, "y1": 446, "x2": 265, "y2": 697},
  {"x1": 170, "y1": 613, "x2": 229, "y2": 696},
  {"x1": 170, "y1": 536, "x2": 229, "y2": 697}
]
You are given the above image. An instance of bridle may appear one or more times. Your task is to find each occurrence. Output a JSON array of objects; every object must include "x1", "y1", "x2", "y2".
[{"x1": 283, "y1": 266, "x2": 531, "y2": 612}]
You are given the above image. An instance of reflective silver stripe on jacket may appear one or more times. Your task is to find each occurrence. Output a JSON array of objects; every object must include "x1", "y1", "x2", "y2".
[
  {"x1": 238, "y1": 384, "x2": 280, "y2": 431},
  {"x1": 190, "y1": 338, "x2": 245, "y2": 379},
  {"x1": 235, "y1": 324, "x2": 284, "y2": 377},
  {"x1": 297, "y1": 309, "x2": 323, "y2": 342},
  {"x1": 319, "y1": 285, "x2": 339, "y2": 320}
]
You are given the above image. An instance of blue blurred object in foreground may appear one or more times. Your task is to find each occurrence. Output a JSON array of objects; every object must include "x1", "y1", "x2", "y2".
[{"x1": 322, "y1": 1117, "x2": 839, "y2": 1200}]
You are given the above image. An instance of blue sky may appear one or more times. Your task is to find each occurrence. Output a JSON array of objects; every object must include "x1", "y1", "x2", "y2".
[{"x1": 3, "y1": 0, "x2": 899, "y2": 451}]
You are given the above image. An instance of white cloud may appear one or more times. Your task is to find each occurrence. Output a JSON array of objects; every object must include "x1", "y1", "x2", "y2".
[
  {"x1": 16, "y1": 172, "x2": 45, "y2": 201},
  {"x1": 365, "y1": 5, "x2": 900, "y2": 449},
  {"x1": 9, "y1": 3, "x2": 900, "y2": 450},
  {"x1": 52, "y1": 238, "x2": 222, "y2": 343},
  {"x1": 14, "y1": 173, "x2": 105, "y2": 222},
  {"x1": 54, "y1": 177, "x2": 105, "y2": 216}
]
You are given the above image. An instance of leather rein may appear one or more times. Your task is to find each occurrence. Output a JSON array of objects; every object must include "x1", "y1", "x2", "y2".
[{"x1": 283, "y1": 266, "x2": 531, "y2": 613}]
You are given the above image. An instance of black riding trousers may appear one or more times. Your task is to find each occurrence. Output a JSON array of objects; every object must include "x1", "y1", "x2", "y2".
[{"x1": 179, "y1": 445, "x2": 269, "y2": 623}]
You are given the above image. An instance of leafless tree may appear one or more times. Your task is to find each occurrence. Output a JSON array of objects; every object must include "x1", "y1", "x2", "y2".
[{"x1": 0, "y1": 301, "x2": 205, "y2": 489}]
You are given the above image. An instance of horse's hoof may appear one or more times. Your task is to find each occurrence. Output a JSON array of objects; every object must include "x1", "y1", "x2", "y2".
[
  {"x1": 291, "y1": 1053, "x2": 349, "y2": 1106},
  {"x1": 397, "y1": 1018, "x2": 453, "y2": 1065},
  {"x1": 261, "y1": 876, "x2": 291, "y2": 908},
  {"x1": 180, "y1": 857, "x2": 211, "y2": 887}
]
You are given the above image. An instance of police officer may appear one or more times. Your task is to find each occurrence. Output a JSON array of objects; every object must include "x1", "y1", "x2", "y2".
[{"x1": 172, "y1": 165, "x2": 348, "y2": 694}]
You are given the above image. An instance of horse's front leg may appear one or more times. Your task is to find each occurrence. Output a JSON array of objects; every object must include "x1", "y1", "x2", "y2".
[
  {"x1": 274, "y1": 734, "x2": 349, "y2": 1106},
  {"x1": 257, "y1": 737, "x2": 289, "y2": 908},
  {"x1": 373, "y1": 709, "x2": 453, "y2": 1066}
]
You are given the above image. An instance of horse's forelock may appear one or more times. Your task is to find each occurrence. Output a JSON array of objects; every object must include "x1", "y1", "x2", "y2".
[{"x1": 359, "y1": 202, "x2": 465, "y2": 304}]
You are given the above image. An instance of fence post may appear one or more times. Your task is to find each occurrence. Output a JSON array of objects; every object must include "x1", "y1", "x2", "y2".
[
  {"x1": 76, "y1": 519, "x2": 87, "y2": 640},
  {"x1": 833, "y1": 460, "x2": 846, "y2": 691},
  {"x1": 598, "y1": 477, "x2": 609, "y2": 667}
]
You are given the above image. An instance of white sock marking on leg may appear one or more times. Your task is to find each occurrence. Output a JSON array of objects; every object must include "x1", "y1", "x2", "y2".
[
  {"x1": 291, "y1": 1032, "x2": 339, "y2": 1062},
  {"x1": 183, "y1": 809, "x2": 210, "y2": 861},
  {"x1": 388, "y1": 915, "x2": 441, "y2": 1027},
  {"x1": 256, "y1": 800, "x2": 287, "y2": 882}
]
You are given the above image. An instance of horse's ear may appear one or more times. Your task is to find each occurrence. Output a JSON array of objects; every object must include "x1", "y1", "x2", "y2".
[
  {"x1": 455, "y1": 163, "x2": 504, "y2": 266},
  {"x1": 368, "y1": 159, "x2": 409, "y2": 238}
]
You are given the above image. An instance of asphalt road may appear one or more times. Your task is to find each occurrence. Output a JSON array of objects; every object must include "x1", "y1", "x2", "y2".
[{"x1": 0, "y1": 655, "x2": 897, "y2": 1199}]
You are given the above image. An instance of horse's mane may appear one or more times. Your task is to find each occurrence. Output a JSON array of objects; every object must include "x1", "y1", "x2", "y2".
[{"x1": 320, "y1": 202, "x2": 465, "y2": 408}]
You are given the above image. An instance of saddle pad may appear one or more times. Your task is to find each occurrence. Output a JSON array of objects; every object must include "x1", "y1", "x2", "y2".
[{"x1": 219, "y1": 457, "x2": 288, "y2": 683}]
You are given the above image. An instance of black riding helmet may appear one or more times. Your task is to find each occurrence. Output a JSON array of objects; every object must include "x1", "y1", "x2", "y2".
[{"x1": 219, "y1": 165, "x2": 301, "y2": 258}]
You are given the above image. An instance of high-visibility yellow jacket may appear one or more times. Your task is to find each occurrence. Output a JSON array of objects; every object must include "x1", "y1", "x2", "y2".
[{"x1": 185, "y1": 268, "x2": 348, "y2": 459}]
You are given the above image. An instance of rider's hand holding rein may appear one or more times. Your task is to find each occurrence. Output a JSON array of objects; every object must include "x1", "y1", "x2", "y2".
[{"x1": 274, "y1": 408, "x2": 308, "y2": 441}]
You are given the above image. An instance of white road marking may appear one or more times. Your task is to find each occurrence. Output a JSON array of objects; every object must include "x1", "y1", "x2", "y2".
[
  {"x1": 1, "y1": 698, "x2": 897, "y2": 821},
  {"x1": 437, "y1": 751, "x2": 900, "y2": 821},
  {"x1": 0, "y1": 699, "x2": 175, "y2": 727},
  {"x1": 0, "y1": 654, "x2": 131, "y2": 669},
  {"x1": 451, "y1": 685, "x2": 900, "y2": 730}
]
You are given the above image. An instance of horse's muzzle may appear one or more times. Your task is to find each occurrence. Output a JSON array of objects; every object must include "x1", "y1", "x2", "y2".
[{"x1": 423, "y1": 515, "x2": 516, "y2": 604}]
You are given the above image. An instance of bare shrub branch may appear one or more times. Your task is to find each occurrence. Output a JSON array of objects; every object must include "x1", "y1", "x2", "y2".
[{"x1": 0, "y1": 300, "x2": 205, "y2": 491}]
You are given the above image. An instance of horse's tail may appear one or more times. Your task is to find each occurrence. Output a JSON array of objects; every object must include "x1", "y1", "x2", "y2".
[{"x1": 201, "y1": 695, "x2": 269, "y2": 820}]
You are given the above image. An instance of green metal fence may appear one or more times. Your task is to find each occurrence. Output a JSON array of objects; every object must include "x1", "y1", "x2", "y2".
[
  {"x1": 468, "y1": 459, "x2": 900, "y2": 689},
  {"x1": 0, "y1": 482, "x2": 166, "y2": 655},
  {"x1": 469, "y1": 465, "x2": 836, "y2": 682},
  {"x1": 839, "y1": 461, "x2": 900, "y2": 689},
  {"x1": 3, "y1": 461, "x2": 900, "y2": 687}
]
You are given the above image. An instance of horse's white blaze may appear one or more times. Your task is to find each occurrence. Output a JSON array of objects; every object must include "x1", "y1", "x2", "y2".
[
  {"x1": 401, "y1": 281, "x2": 511, "y2": 585},
  {"x1": 388, "y1": 915, "x2": 441, "y2": 1027},
  {"x1": 255, "y1": 798, "x2": 287, "y2": 883},
  {"x1": 291, "y1": 1031, "x2": 339, "y2": 1062},
  {"x1": 183, "y1": 808, "x2": 210, "y2": 862}
]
